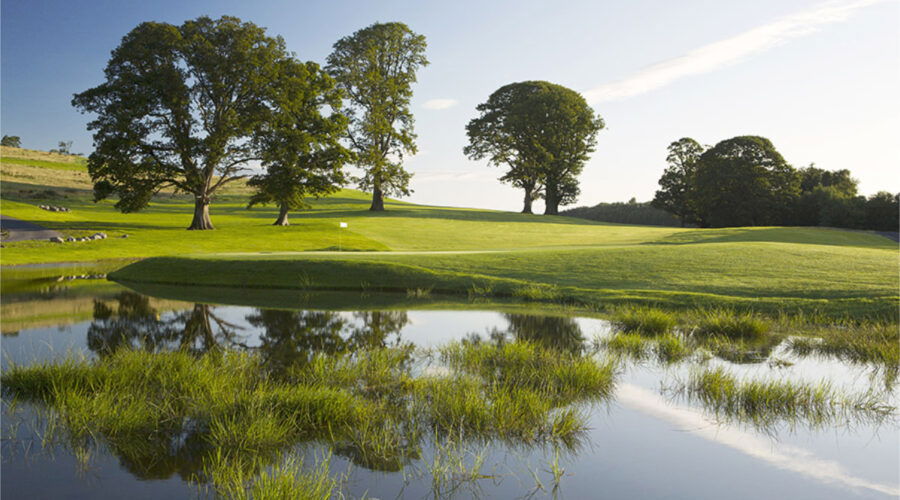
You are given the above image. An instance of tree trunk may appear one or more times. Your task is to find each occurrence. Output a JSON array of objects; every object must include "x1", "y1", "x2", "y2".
[
  {"x1": 274, "y1": 204, "x2": 290, "y2": 226},
  {"x1": 544, "y1": 188, "x2": 559, "y2": 216},
  {"x1": 370, "y1": 184, "x2": 385, "y2": 211},
  {"x1": 521, "y1": 187, "x2": 534, "y2": 214},
  {"x1": 188, "y1": 196, "x2": 214, "y2": 230}
]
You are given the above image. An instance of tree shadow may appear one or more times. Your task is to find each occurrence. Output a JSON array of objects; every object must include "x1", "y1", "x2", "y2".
[{"x1": 645, "y1": 226, "x2": 893, "y2": 249}]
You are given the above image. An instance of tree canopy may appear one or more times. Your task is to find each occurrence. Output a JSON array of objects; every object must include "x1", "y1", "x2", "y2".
[
  {"x1": 326, "y1": 22, "x2": 428, "y2": 211},
  {"x1": 1, "y1": 135, "x2": 22, "y2": 148},
  {"x1": 72, "y1": 16, "x2": 294, "y2": 230},
  {"x1": 247, "y1": 59, "x2": 351, "y2": 226},
  {"x1": 465, "y1": 81, "x2": 603, "y2": 215},
  {"x1": 651, "y1": 138, "x2": 705, "y2": 226},
  {"x1": 692, "y1": 136, "x2": 799, "y2": 227}
]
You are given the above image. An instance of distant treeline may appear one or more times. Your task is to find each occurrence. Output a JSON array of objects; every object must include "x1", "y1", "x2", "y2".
[
  {"x1": 650, "y1": 136, "x2": 899, "y2": 232},
  {"x1": 561, "y1": 199, "x2": 683, "y2": 227}
]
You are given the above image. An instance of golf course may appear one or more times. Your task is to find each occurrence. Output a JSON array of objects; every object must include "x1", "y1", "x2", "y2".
[{"x1": 3, "y1": 145, "x2": 897, "y2": 320}]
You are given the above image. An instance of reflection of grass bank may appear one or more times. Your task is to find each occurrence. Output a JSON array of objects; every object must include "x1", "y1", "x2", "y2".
[
  {"x1": 2, "y1": 341, "x2": 616, "y2": 498},
  {"x1": 602, "y1": 307, "x2": 898, "y2": 369}
]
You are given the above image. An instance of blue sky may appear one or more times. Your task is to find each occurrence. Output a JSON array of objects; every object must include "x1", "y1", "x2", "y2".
[{"x1": 2, "y1": 0, "x2": 898, "y2": 211}]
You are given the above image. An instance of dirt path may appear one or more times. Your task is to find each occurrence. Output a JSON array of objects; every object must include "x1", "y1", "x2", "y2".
[{"x1": 0, "y1": 215, "x2": 63, "y2": 242}]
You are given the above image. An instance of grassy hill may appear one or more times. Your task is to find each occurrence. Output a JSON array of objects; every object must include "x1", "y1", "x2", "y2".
[{"x1": 1, "y1": 147, "x2": 897, "y2": 319}]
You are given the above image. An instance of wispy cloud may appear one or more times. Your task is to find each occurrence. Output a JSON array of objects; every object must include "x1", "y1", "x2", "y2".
[
  {"x1": 413, "y1": 169, "x2": 497, "y2": 183},
  {"x1": 423, "y1": 98, "x2": 459, "y2": 110},
  {"x1": 583, "y1": 0, "x2": 887, "y2": 104}
]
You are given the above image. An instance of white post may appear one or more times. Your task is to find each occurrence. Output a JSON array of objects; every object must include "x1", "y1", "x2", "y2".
[{"x1": 339, "y1": 222, "x2": 348, "y2": 251}]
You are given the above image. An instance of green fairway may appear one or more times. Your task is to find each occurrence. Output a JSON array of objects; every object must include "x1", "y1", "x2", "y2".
[{"x1": 1, "y1": 147, "x2": 897, "y2": 319}]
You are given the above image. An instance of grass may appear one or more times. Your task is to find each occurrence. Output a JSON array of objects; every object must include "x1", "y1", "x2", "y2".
[
  {"x1": 682, "y1": 366, "x2": 895, "y2": 430},
  {"x1": 612, "y1": 306, "x2": 677, "y2": 335},
  {"x1": 603, "y1": 332, "x2": 691, "y2": 364},
  {"x1": 2, "y1": 148, "x2": 897, "y2": 321},
  {"x1": 691, "y1": 310, "x2": 771, "y2": 340},
  {"x1": 2, "y1": 339, "x2": 616, "y2": 498}
]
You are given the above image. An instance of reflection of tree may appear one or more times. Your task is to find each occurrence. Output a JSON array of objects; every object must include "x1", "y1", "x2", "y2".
[
  {"x1": 350, "y1": 311, "x2": 409, "y2": 348},
  {"x1": 502, "y1": 314, "x2": 585, "y2": 353},
  {"x1": 245, "y1": 310, "x2": 410, "y2": 376},
  {"x1": 87, "y1": 292, "x2": 181, "y2": 355},
  {"x1": 87, "y1": 292, "x2": 243, "y2": 356},
  {"x1": 247, "y1": 310, "x2": 349, "y2": 374},
  {"x1": 175, "y1": 304, "x2": 243, "y2": 354}
]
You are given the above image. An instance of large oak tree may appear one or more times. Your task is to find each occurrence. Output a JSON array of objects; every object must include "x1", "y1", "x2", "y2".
[
  {"x1": 247, "y1": 59, "x2": 351, "y2": 226},
  {"x1": 465, "y1": 81, "x2": 603, "y2": 215},
  {"x1": 326, "y1": 22, "x2": 428, "y2": 211},
  {"x1": 72, "y1": 16, "x2": 293, "y2": 230},
  {"x1": 692, "y1": 136, "x2": 800, "y2": 227}
]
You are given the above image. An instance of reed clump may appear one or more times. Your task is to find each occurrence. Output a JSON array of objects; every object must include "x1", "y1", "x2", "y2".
[
  {"x1": 691, "y1": 310, "x2": 771, "y2": 340},
  {"x1": 684, "y1": 366, "x2": 895, "y2": 429},
  {"x1": 2, "y1": 340, "x2": 616, "y2": 498},
  {"x1": 611, "y1": 307, "x2": 677, "y2": 336}
]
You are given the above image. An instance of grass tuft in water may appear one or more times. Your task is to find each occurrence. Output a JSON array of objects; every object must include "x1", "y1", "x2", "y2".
[
  {"x1": 787, "y1": 324, "x2": 899, "y2": 367},
  {"x1": 611, "y1": 307, "x2": 677, "y2": 335},
  {"x1": 692, "y1": 310, "x2": 770, "y2": 340},
  {"x1": 2, "y1": 339, "x2": 615, "y2": 497},
  {"x1": 684, "y1": 366, "x2": 895, "y2": 429}
]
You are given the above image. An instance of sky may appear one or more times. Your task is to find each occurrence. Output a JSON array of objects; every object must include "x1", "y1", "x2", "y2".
[{"x1": 2, "y1": 0, "x2": 898, "y2": 212}]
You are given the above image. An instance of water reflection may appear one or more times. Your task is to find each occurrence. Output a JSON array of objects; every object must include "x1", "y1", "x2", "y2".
[
  {"x1": 247, "y1": 310, "x2": 408, "y2": 375},
  {"x1": 87, "y1": 293, "x2": 245, "y2": 355}
]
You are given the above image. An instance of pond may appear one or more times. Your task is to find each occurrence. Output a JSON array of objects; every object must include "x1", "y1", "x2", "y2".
[{"x1": 1, "y1": 274, "x2": 898, "y2": 499}]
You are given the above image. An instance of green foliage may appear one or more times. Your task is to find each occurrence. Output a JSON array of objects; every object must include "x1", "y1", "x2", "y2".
[
  {"x1": 72, "y1": 16, "x2": 296, "y2": 229},
  {"x1": 692, "y1": 136, "x2": 800, "y2": 227},
  {"x1": 864, "y1": 191, "x2": 899, "y2": 232},
  {"x1": 692, "y1": 310, "x2": 770, "y2": 340},
  {"x1": 465, "y1": 81, "x2": 603, "y2": 215},
  {"x1": 326, "y1": 22, "x2": 428, "y2": 211},
  {"x1": 787, "y1": 323, "x2": 899, "y2": 367},
  {"x1": 612, "y1": 306, "x2": 677, "y2": 335},
  {"x1": 1, "y1": 135, "x2": 22, "y2": 147},
  {"x1": 684, "y1": 366, "x2": 895, "y2": 429},
  {"x1": 247, "y1": 59, "x2": 351, "y2": 226},
  {"x1": 651, "y1": 138, "x2": 705, "y2": 226},
  {"x1": 2, "y1": 341, "x2": 616, "y2": 495},
  {"x1": 562, "y1": 199, "x2": 681, "y2": 226}
]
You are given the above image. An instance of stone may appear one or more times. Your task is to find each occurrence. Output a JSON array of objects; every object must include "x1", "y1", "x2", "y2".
[
  {"x1": 66, "y1": 237, "x2": 75, "y2": 242},
  {"x1": 121, "y1": 234, "x2": 129, "y2": 238},
  {"x1": 49, "y1": 236, "x2": 64, "y2": 243}
]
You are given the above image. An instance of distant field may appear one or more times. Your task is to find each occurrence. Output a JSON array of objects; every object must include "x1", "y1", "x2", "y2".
[{"x1": 1, "y1": 148, "x2": 897, "y2": 319}]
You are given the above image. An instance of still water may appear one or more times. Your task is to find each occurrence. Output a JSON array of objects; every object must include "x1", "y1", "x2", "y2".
[{"x1": 2, "y1": 278, "x2": 897, "y2": 499}]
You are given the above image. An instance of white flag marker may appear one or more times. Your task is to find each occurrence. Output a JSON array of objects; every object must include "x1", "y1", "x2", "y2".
[{"x1": 339, "y1": 222, "x2": 348, "y2": 228}]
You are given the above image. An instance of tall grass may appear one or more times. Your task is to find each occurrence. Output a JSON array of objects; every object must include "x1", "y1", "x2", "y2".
[
  {"x1": 683, "y1": 367, "x2": 895, "y2": 430},
  {"x1": 611, "y1": 307, "x2": 677, "y2": 335},
  {"x1": 2, "y1": 340, "x2": 617, "y2": 498},
  {"x1": 691, "y1": 310, "x2": 770, "y2": 340}
]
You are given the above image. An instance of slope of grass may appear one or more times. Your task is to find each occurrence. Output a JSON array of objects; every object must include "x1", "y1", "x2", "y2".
[
  {"x1": 111, "y1": 241, "x2": 899, "y2": 319},
  {"x1": 2, "y1": 158, "x2": 897, "y2": 320}
]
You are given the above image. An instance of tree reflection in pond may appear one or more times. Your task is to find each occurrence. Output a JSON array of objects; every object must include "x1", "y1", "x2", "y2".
[
  {"x1": 87, "y1": 292, "x2": 245, "y2": 356},
  {"x1": 472, "y1": 314, "x2": 586, "y2": 353},
  {"x1": 246, "y1": 310, "x2": 408, "y2": 376}
]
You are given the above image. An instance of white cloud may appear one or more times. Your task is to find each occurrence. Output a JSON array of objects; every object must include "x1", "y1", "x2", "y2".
[
  {"x1": 583, "y1": 0, "x2": 887, "y2": 104},
  {"x1": 423, "y1": 98, "x2": 459, "y2": 110}
]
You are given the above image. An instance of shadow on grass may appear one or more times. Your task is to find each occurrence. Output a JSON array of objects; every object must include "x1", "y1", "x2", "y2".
[{"x1": 646, "y1": 227, "x2": 893, "y2": 249}]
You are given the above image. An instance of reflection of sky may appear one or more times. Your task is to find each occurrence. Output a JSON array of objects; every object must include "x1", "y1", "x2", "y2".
[
  {"x1": 618, "y1": 383, "x2": 899, "y2": 497},
  {"x1": 3, "y1": 300, "x2": 898, "y2": 498}
]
